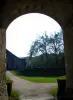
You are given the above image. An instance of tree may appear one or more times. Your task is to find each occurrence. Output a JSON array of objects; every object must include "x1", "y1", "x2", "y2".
[
  {"x1": 49, "y1": 31, "x2": 64, "y2": 54},
  {"x1": 29, "y1": 32, "x2": 50, "y2": 57},
  {"x1": 28, "y1": 31, "x2": 64, "y2": 68},
  {"x1": 29, "y1": 31, "x2": 64, "y2": 56},
  {"x1": 29, "y1": 32, "x2": 50, "y2": 67},
  {"x1": 49, "y1": 31, "x2": 64, "y2": 67}
]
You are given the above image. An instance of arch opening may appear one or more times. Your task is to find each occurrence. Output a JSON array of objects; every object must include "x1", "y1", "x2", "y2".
[
  {"x1": 6, "y1": 13, "x2": 63, "y2": 57},
  {"x1": 6, "y1": 12, "x2": 65, "y2": 77}
]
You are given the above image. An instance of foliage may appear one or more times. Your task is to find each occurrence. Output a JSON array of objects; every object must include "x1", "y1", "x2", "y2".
[
  {"x1": 28, "y1": 31, "x2": 64, "y2": 69},
  {"x1": 27, "y1": 52, "x2": 65, "y2": 68},
  {"x1": 49, "y1": 87, "x2": 58, "y2": 97},
  {"x1": 6, "y1": 76, "x2": 13, "y2": 83},
  {"x1": 29, "y1": 31, "x2": 64, "y2": 57},
  {"x1": 8, "y1": 90, "x2": 20, "y2": 100},
  {"x1": 57, "y1": 75, "x2": 66, "y2": 80},
  {"x1": 49, "y1": 32, "x2": 64, "y2": 54},
  {"x1": 29, "y1": 32, "x2": 50, "y2": 57},
  {"x1": 11, "y1": 67, "x2": 65, "y2": 77}
]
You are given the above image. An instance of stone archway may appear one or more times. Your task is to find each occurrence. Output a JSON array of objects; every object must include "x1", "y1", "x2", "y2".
[
  {"x1": 0, "y1": 0, "x2": 73, "y2": 99},
  {"x1": 0, "y1": 0, "x2": 73, "y2": 28}
]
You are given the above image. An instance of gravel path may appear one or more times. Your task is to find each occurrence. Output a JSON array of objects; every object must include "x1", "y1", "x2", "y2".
[{"x1": 6, "y1": 71, "x2": 57, "y2": 100}]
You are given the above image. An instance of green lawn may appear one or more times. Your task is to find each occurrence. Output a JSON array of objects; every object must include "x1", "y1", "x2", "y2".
[
  {"x1": 49, "y1": 87, "x2": 58, "y2": 96},
  {"x1": 11, "y1": 70, "x2": 57, "y2": 83}
]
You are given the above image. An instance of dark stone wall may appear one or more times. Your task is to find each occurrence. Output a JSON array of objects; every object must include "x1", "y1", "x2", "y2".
[
  {"x1": 0, "y1": 29, "x2": 8, "y2": 100},
  {"x1": 0, "y1": 0, "x2": 73, "y2": 28}
]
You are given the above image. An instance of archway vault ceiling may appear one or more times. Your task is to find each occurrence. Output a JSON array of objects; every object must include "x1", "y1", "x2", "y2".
[{"x1": 0, "y1": 0, "x2": 73, "y2": 29}]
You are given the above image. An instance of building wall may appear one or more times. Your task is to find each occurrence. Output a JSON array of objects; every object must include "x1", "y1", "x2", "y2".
[{"x1": 6, "y1": 50, "x2": 27, "y2": 70}]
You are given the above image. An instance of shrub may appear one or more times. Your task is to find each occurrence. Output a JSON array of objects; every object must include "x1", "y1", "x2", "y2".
[
  {"x1": 10, "y1": 90, "x2": 20, "y2": 100},
  {"x1": 49, "y1": 87, "x2": 58, "y2": 97},
  {"x1": 6, "y1": 76, "x2": 13, "y2": 83},
  {"x1": 8, "y1": 90, "x2": 20, "y2": 100},
  {"x1": 57, "y1": 76, "x2": 66, "y2": 80}
]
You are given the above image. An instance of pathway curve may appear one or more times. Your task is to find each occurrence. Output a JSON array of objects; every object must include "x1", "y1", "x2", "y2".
[{"x1": 6, "y1": 71, "x2": 57, "y2": 100}]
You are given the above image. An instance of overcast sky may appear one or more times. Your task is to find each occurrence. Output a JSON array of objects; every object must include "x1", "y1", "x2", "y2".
[{"x1": 6, "y1": 13, "x2": 61, "y2": 58}]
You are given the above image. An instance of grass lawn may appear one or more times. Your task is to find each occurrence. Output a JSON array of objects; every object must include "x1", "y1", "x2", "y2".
[
  {"x1": 49, "y1": 87, "x2": 58, "y2": 97},
  {"x1": 10, "y1": 70, "x2": 57, "y2": 83}
]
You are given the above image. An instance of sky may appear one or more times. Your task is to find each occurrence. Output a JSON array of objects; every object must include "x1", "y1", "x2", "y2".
[{"x1": 6, "y1": 13, "x2": 61, "y2": 58}]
